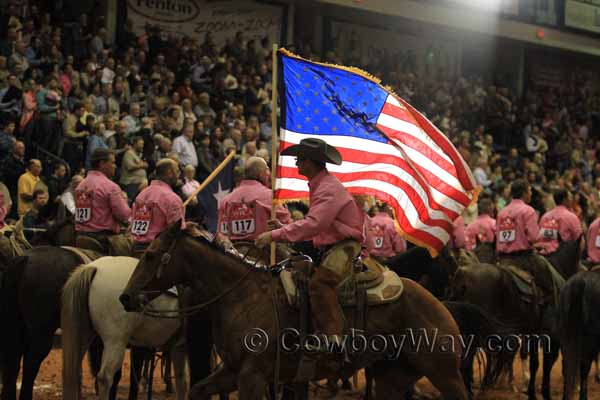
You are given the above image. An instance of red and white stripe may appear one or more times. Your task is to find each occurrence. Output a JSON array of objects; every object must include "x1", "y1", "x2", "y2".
[{"x1": 275, "y1": 94, "x2": 477, "y2": 253}]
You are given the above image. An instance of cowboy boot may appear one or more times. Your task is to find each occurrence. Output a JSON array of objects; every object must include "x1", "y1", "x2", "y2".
[{"x1": 308, "y1": 266, "x2": 345, "y2": 352}]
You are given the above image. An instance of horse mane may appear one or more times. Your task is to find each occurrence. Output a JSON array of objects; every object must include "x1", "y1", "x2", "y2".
[
  {"x1": 388, "y1": 245, "x2": 432, "y2": 266},
  {"x1": 177, "y1": 226, "x2": 266, "y2": 271}
]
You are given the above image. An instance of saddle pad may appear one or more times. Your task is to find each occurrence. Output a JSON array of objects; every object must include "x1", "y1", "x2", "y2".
[
  {"x1": 61, "y1": 246, "x2": 98, "y2": 265},
  {"x1": 362, "y1": 257, "x2": 390, "y2": 274},
  {"x1": 280, "y1": 269, "x2": 404, "y2": 307}
]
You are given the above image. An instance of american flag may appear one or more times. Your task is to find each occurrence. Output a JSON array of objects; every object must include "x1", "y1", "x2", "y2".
[{"x1": 275, "y1": 50, "x2": 479, "y2": 255}]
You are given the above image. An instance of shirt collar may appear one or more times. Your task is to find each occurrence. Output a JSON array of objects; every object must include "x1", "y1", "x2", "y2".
[
  {"x1": 240, "y1": 179, "x2": 264, "y2": 188},
  {"x1": 307, "y1": 169, "x2": 328, "y2": 190},
  {"x1": 511, "y1": 199, "x2": 526, "y2": 206},
  {"x1": 150, "y1": 180, "x2": 171, "y2": 189}
]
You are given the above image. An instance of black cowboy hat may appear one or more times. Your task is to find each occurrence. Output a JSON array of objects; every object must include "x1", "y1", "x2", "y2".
[{"x1": 281, "y1": 138, "x2": 342, "y2": 165}]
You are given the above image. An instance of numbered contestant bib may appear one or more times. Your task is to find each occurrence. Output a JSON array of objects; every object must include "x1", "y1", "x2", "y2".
[
  {"x1": 132, "y1": 203, "x2": 152, "y2": 236},
  {"x1": 540, "y1": 218, "x2": 559, "y2": 240},
  {"x1": 228, "y1": 202, "x2": 256, "y2": 236},
  {"x1": 370, "y1": 225, "x2": 384, "y2": 249},
  {"x1": 218, "y1": 207, "x2": 229, "y2": 235},
  {"x1": 75, "y1": 190, "x2": 93, "y2": 223},
  {"x1": 595, "y1": 235, "x2": 600, "y2": 248},
  {"x1": 498, "y1": 218, "x2": 516, "y2": 243}
]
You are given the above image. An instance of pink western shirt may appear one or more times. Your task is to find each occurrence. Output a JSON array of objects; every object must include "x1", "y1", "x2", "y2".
[
  {"x1": 368, "y1": 212, "x2": 406, "y2": 258},
  {"x1": 131, "y1": 180, "x2": 185, "y2": 244},
  {"x1": 449, "y1": 216, "x2": 467, "y2": 249},
  {"x1": 587, "y1": 217, "x2": 600, "y2": 263},
  {"x1": 271, "y1": 169, "x2": 365, "y2": 248},
  {"x1": 534, "y1": 205, "x2": 583, "y2": 255},
  {"x1": 465, "y1": 214, "x2": 496, "y2": 250},
  {"x1": 218, "y1": 179, "x2": 291, "y2": 241},
  {"x1": 75, "y1": 170, "x2": 131, "y2": 234},
  {"x1": 496, "y1": 199, "x2": 538, "y2": 254}
]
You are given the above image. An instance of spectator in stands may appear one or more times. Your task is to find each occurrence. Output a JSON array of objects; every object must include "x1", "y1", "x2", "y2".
[
  {"x1": 35, "y1": 75, "x2": 61, "y2": 154},
  {"x1": 0, "y1": 119, "x2": 15, "y2": 176},
  {"x1": 62, "y1": 102, "x2": 89, "y2": 172},
  {"x1": 122, "y1": 102, "x2": 142, "y2": 135},
  {"x1": 45, "y1": 162, "x2": 68, "y2": 213},
  {"x1": 17, "y1": 158, "x2": 41, "y2": 216},
  {"x1": 22, "y1": 188, "x2": 48, "y2": 240},
  {"x1": 94, "y1": 82, "x2": 119, "y2": 117},
  {"x1": 172, "y1": 124, "x2": 197, "y2": 168},
  {"x1": 85, "y1": 121, "x2": 108, "y2": 170},
  {"x1": 120, "y1": 136, "x2": 148, "y2": 203},
  {"x1": 60, "y1": 174, "x2": 84, "y2": 215}
]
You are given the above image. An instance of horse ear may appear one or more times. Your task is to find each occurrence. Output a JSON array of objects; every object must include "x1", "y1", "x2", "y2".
[{"x1": 164, "y1": 219, "x2": 183, "y2": 241}]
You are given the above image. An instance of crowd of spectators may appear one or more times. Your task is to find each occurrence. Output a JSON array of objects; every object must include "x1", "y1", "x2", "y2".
[{"x1": 0, "y1": 1, "x2": 599, "y2": 235}]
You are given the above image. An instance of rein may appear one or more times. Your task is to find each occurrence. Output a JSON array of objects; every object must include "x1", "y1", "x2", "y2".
[{"x1": 139, "y1": 237, "x2": 258, "y2": 319}]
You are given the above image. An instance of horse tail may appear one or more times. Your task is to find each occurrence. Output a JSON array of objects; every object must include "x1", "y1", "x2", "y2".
[
  {"x1": 61, "y1": 265, "x2": 98, "y2": 400},
  {"x1": 443, "y1": 301, "x2": 515, "y2": 390},
  {"x1": 560, "y1": 273, "x2": 586, "y2": 400}
]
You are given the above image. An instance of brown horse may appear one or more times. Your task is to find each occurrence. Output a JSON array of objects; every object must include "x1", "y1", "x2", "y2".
[
  {"x1": 120, "y1": 221, "x2": 469, "y2": 400},
  {"x1": 450, "y1": 239, "x2": 581, "y2": 400}
]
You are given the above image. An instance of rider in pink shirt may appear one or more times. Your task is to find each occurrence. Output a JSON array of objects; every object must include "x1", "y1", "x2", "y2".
[
  {"x1": 369, "y1": 203, "x2": 406, "y2": 259},
  {"x1": 75, "y1": 149, "x2": 131, "y2": 253},
  {"x1": 256, "y1": 138, "x2": 363, "y2": 352},
  {"x1": 465, "y1": 197, "x2": 496, "y2": 250},
  {"x1": 534, "y1": 189, "x2": 583, "y2": 255},
  {"x1": 218, "y1": 157, "x2": 291, "y2": 241},
  {"x1": 495, "y1": 179, "x2": 556, "y2": 303},
  {"x1": 450, "y1": 215, "x2": 467, "y2": 249},
  {"x1": 131, "y1": 159, "x2": 185, "y2": 256},
  {"x1": 496, "y1": 182, "x2": 538, "y2": 254},
  {"x1": 587, "y1": 216, "x2": 600, "y2": 264}
]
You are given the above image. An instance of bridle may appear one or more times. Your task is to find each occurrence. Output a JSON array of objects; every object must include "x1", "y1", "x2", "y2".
[{"x1": 139, "y1": 235, "x2": 258, "y2": 318}]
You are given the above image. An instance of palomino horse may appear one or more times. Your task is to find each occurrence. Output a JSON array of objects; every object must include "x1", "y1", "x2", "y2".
[
  {"x1": 120, "y1": 221, "x2": 469, "y2": 400},
  {"x1": 559, "y1": 269, "x2": 600, "y2": 400},
  {"x1": 61, "y1": 256, "x2": 186, "y2": 400},
  {"x1": 450, "y1": 239, "x2": 581, "y2": 400}
]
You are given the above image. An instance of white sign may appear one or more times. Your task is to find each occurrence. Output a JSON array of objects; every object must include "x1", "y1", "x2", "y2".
[
  {"x1": 445, "y1": 0, "x2": 520, "y2": 15},
  {"x1": 128, "y1": 0, "x2": 283, "y2": 47},
  {"x1": 565, "y1": 0, "x2": 600, "y2": 34},
  {"x1": 330, "y1": 20, "x2": 462, "y2": 77}
]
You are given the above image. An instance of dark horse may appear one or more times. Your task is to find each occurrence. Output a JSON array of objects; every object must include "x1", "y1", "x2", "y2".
[
  {"x1": 0, "y1": 246, "x2": 150, "y2": 400},
  {"x1": 120, "y1": 221, "x2": 470, "y2": 399},
  {"x1": 450, "y1": 239, "x2": 581, "y2": 400},
  {"x1": 386, "y1": 245, "x2": 460, "y2": 299},
  {"x1": 0, "y1": 247, "x2": 98, "y2": 400},
  {"x1": 559, "y1": 270, "x2": 600, "y2": 400}
]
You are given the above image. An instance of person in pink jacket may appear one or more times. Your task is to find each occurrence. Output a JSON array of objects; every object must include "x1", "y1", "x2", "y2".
[
  {"x1": 131, "y1": 158, "x2": 185, "y2": 257},
  {"x1": 495, "y1": 179, "x2": 554, "y2": 302},
  {"x1": 75, "y1": 148, "x2": 131, "y2": 253},
  {"x1": 465, "y1": 197, "x2": 496, "y2": 251},
  {"x1": 369, "y1": 202, "x2": 406, "y2": 262},
  {"x1": 586, "y1": 216, "x2": 600, "y2": 266},
  {"x1": 256, "y1": 138, "x2": 364, "y2": 352},
  {"x1": 218, "y1": 156, "x2": 291, "y2": 241},
  {"x1": 450, "y1": 215, "x2": 467, "y2": 249},
  {"x1": 534, "y1": 189, "x2": 583, "y2": 256}
]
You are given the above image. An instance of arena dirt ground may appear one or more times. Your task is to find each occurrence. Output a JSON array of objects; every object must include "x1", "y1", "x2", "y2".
[{"x1": 22, "y1": 349, "x2": 600, "y2": 399}]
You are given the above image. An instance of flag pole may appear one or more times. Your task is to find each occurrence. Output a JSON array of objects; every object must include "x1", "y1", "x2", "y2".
[
  {"x1": 182, "y1": 150, "x2": 236, "y2": 208},
  {"x1": 270, "y1": 44, "x2": 279, "y2": 266}
]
